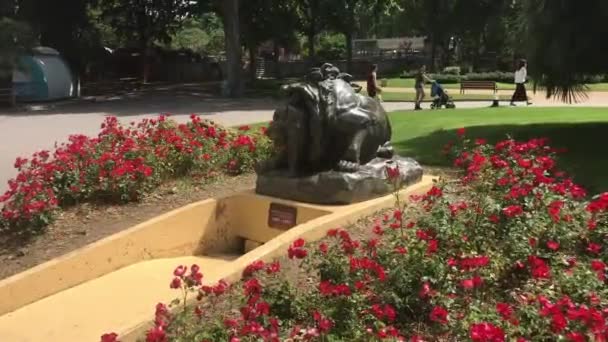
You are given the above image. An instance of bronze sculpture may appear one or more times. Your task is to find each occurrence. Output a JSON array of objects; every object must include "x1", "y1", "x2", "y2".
[{"x1": 256, "y1": 63, "x2": 423, "y2": 204}]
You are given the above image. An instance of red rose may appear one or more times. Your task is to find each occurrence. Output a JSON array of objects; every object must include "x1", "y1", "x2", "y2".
[
  {"x1": 472, "y1": 275, "x2": 484, "y2": 288},
  {"x1": 461, "y1": 278, "x2": 475, "y2": 290},
  {"x1": 430, "y1": 306, "x2": 448, "y2": 324},
  {"x1": 503, "y1": 205, "x2": 524, "y2": 217},
  {"x1": 426, "y1": 239, "x2": 439, "y2": 255},
  {"x1": 546, "y1": 241, "x2": 560, "y2": 251},
  {"x1": 566, "y1": 332, "x2": 585, "y2": 342},
  {"x1": 266, "y1": 261, "x2": 281, "y2": 275},
  {"x1": 528, "y1": 255, "x2": 551, "y2": 279},
  {"x1": 288, "y1": 239, "x2": 308, "y2": 259},
  {"x1": 496, "y1": 303, "x2": 513, "y2": 320},
  {"x1": 470, "y1": 322, "x2": 505, "y2": 342},
  {"x1": 385, "y1": 164, "x2": 400, "y2": 180},
  {"x1": 100, "y1": 332, "x2": 120, "y2": 342},
  {"x1": 457, "y1": 127, "x2": 466, "y2": 137},
  {"x1": 395, "y1": 246, "x2": 408, "y2": 255},
  {"x1": 170, "y1": 277, "x2": 181, "y2": 289},
  {"x1": 146, "y1": 326, "x2": 166, "y2": 342},
  {"x1": 243, "y1": 260, "x2": 265, "y2": 277},
  {"x1": 319, "y1": 243, "x2": 328, "y2": 254},
  {"x1": 587, "y1": 243, "x2": 602, "y2": 254},
  {"x1": 173, "y1": 265, "x2": 187, "y2": 277},
  {"x1": 419, "y1": 282, "x2": 435, "y2": 299}
]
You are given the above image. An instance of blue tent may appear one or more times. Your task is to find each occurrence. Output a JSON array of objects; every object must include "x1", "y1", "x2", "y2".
[{"x1": 13, "y1": 47, "x2": 74, "y2": 102}]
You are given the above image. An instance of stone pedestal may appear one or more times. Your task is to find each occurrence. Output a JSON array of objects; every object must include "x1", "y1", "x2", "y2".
[{"x1": 255, "y1": 156, "x2": 423, "y2": 205}]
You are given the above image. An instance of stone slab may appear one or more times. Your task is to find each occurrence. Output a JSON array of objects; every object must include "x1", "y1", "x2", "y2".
[{"x1": 255, "y1": 156, "x2": 424, "y2": 204}]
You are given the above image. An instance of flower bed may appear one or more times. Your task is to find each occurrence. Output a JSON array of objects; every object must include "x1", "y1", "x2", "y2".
[
  {"x1": 0, "y1": 115, "x2": 270, "y2": 236},
  {"x1": 104, "y1": 130, "x2": 608, "y2": 342}
]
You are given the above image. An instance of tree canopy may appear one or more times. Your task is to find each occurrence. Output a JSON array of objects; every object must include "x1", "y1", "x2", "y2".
[
  {"x1": 524, "y1": 0, "x2": 608, "y2": 102},
  {"x1": 0, "y1": 18, "x2": 36, "y2": 78},
  {"x1": 0, "y1": 0, "x2": 606, "y2": 100}
]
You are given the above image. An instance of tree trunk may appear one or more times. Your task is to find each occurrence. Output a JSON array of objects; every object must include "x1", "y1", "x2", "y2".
[
  {"x1": 142, "y1": 51, "x2": 150, "y2": 84},
  {"x1": 307, "y1": 31, "x2": 316, "y2": 62},
  {"x1": 273, "y1": 40, "x2": 282, "y2": 79},
  {"x1": 248, "y1": 43, "x2": 257, "y2": 81},
  {"x1": 345, "y1": 31, "x2": 353, "y2": 74},
  {"x1": 430, "y1": 34, "x2": 437, "y2": 72},
  {"x1": 219, "y1": 0, "x2": 243, "y2": 97},
  {"x1": 307, "y1": 0, "x2": 318, "y2": 64}
]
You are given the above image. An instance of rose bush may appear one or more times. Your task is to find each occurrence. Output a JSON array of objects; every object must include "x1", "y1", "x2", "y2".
[
  {"x1": 0, "y1": 115, "x2": 270, "y2": 235},
  {"x1": 104, "y1": 130, "x2": 608, "y2": 342}
]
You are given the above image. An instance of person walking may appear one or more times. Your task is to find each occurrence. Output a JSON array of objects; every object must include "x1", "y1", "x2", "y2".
[
  {"x1": 366, "y1": 64, "x2": 382, "y2": 100},
  {"x1": 510, "y1": 59, "x2": 532, "y2": 106},
  {"x1": 414, "y1": 65, "x2": 432, "y2": 110}
]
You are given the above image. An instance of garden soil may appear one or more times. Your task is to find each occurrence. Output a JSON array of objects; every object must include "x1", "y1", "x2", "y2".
[
  {"x1": 0, "y1": 174, "x2": 256, "y2": 280},
  {"x1": 0, "y1": 167, "x2": 453, "y2": 281}
]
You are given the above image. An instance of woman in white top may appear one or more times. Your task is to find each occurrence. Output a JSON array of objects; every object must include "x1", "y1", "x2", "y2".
[{"x1": 510, "y1": 59, "x2": 532, "y2": 106}]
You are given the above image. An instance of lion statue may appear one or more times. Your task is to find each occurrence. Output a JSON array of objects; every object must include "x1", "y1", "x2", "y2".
[{"x1": 256, "y1": 63, "x2": 394, "y2": 177}]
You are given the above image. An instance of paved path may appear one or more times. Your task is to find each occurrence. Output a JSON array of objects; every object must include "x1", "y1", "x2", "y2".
[{"x1": 1, "y1": 92, "x2": 607, "y2": 193}]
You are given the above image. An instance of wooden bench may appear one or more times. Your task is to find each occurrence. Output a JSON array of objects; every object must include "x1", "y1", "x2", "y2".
[{"x1": 460, "y1": 80, "x2": 497, "y2": 94}]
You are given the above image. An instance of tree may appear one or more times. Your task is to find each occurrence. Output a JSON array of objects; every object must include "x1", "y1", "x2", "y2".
[
  {"x1": 0, "y1": 18, "x2": 36, "y2": 79},
  {"x1": 399, "y1": 0, "x2": 456, "y2": 71},
  {"x1": 524, "y1": 0, "x2": 608, "y2": 102},
  {"x1": 169, "y1": 14, "x2": 225, "y2": 55},
  {"x1": 322, "y1": 0, "x2": 401, "y2": 72},
  {"x1": 451, "y1": 0, "x2": 510, "y2": 70},
  {"x1": 242, "y1": 0, "x2": 300, "y2": 79},
  {"x1": 100, "y1": 0, "x2": 191, "y2": 82},
  {"x1": 16, "y1": 0, "x2": 98, "y2": 75},
  {"x1": 216, "y1": 0, "x2": 243, "y2": 97},
  {"x1": 298, "y1": 0, "x2": 323, "y2": 62}
]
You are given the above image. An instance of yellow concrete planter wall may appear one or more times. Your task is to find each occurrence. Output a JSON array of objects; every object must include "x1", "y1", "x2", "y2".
[
  {"x1": 0, "y1": 192, "x2": 331, "y2": 317},
  {"x1": 0, "y1": 176, "x2": 434, "y2": 342}
]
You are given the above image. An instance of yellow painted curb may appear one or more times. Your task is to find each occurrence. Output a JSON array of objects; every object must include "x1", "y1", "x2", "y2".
[
  {"x1": 0, "y1": 176, "x2": 434, "y2": 342},
  {"x1": 120, "y1": 177, "x2": 434, "y2": 341}
]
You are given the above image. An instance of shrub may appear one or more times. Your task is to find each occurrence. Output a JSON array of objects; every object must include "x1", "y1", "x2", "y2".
[
  {"x1": 401, "y1": 70, "x2": 515, "y2": 84},
  {"x1": 442, "y1": 66, "x2": 461, "y2": 75},
  {"x1": 105, "y1": 129, "x2": 608, "y2": 342},
  {"x1": 464, "y1": 71, "x2": 513, "y2": 83},
  {"x1": 0, "y1": 116, "x2": 270, "y2": 235},
  {"x1": 582, "y1": 75, "x2": 605, "y2": 84},
  {"x1": 430, "y1": 74, "x2": 462, "y2": 84}
]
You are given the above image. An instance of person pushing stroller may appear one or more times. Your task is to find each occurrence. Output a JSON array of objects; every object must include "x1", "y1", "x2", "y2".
[{"x1": 414, "y1": 65, "x2": 433, "y2": 110}]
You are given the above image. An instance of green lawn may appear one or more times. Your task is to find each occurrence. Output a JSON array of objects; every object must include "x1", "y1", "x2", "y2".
[
  {"x1": 587, "y1": 83, "x2": 608, "y2": 91},
  {"x1": 389, "y1": 107, "x2": 608, "y2": 193}
]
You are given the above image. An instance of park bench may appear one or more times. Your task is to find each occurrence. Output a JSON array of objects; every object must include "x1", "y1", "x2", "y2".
[{"x1": 460, "y1": 80, "x2": 497, "y2": 94}]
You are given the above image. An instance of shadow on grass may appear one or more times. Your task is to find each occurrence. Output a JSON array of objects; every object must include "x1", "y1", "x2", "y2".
[{"x1": 394, "y1": 122, "x2": 608, "y2": 194}]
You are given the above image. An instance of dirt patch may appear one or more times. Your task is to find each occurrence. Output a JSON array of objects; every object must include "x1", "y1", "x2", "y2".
[
  {"x1": 0, "y1": 174, "x2": 256, "y2": 281},
  {"x1": 0, "y1": 166, "x2": 453, "y2": 281}
]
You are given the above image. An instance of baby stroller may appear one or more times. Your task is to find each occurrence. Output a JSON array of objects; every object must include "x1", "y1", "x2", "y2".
[{"x1": 430, "y1": 81, "x2": 456, "y2": 109}]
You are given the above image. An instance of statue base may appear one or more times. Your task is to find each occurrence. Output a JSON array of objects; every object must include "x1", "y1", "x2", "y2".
[{"x1": 255, "y1": 156, "x2": 424, "y2": 205}]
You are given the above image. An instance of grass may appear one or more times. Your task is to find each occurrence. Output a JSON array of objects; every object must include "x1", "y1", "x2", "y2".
[
  {"x1": 389, "y1": 106, "x2": 608, "y2": 193},
  {"x1": 587, "y1": 83, "x2": 608, "y2": 91}
]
